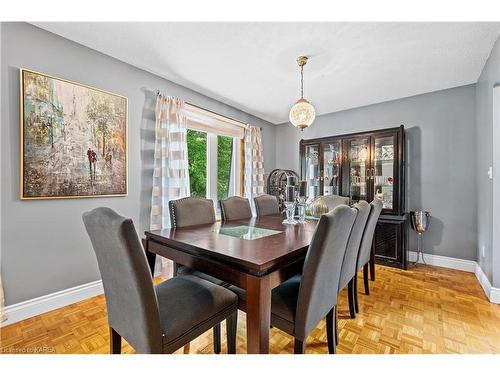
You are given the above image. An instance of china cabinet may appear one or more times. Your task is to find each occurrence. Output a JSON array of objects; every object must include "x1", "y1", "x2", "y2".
[{"x1": 299, "y1": 125, "x2": 408, "y2": 269}]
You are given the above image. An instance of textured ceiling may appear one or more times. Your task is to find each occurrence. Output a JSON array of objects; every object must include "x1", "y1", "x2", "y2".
[{"x1": 34, "y1": 22, "x2": 500, "y2": 124}]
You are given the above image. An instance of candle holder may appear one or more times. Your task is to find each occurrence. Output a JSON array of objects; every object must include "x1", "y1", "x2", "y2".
[
  {"x1": 282, "y1": 201, "x2": 298, "y2": 225},
  {"x1": 282, "y1": 184, "x2": 298, "y2": 225},
  {"x1": 296, "y1": 196, "x2": 307, "y2": 223}
]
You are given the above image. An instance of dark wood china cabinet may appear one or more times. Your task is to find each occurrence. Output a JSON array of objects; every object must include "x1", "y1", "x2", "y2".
[{"x1": 300, "y1": 125, "x2": 408, "y2": 269}]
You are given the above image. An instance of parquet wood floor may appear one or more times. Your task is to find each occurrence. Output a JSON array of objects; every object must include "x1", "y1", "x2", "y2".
[{"x1": 1, "y1": 264, "x2": 500, "y2": 354}]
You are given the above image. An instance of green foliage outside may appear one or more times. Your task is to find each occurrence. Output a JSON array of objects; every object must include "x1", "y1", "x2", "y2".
[
  {"x1": 217, "y1": 135, "x2": 233, "y2": 200},
  {"x1": 186, "y1": 130, "x2": 233, "y2": 200},
  {"x1": 187, "y1": 129, "x2": 207, "y2": 198}
]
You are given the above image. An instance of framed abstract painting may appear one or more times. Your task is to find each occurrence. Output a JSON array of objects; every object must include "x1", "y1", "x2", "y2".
[{"x1": 20, "y1": 69, "x2": 128, "y2": 199}]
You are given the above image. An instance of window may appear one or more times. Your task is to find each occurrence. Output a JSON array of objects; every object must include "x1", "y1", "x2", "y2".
[
  {"x1": 186, "y1": 129, "x2": 207, "y2": 198},
  {"x1": 185, "y1": 104, "x2": 243, "y2": 209},
  {"x1": 217, "y1": 135, "x2": 234, "y2": 201}
]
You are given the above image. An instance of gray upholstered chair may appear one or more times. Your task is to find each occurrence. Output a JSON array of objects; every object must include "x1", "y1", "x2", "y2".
[
  {"x1": 220, "y1": 196, "x2": 252, "y2": 221},
  {"x1": 168, "y1": 197, "x2": 224, "y2": 284},
  {"x1": 323, "y1": 194, "x2": 350, "y2": 211},
  {"x1": 355, "y1": 198, "x2": 383, "y2": 301},
  {"x1": 337, "y1": 200, "x2": 371, "y2": 321},
  {"x1": 229, "y1": 204, "x2": 357, "y2": 354},
  {"x1": 253, "y1": 194, "x2": 280, "y2": 217},
  {"x1": 168, "y1": 196, "x2": 228, "y2": 353},
  {"x1": 169, "y1": 196, "x2": 216, "y2": 228},
  {"x1": 82, "y1": 207, "x2": 238, "y2": 354}
]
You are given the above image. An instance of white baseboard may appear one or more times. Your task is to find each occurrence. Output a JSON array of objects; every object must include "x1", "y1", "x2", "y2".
[
  {"x1": 408, "y1": 251, "x2": 476, "y2": 272},
  {"x1": 474, "y1": 264, "x2": 492, "y2": 301},
  {"x1": 490, "y1": 288, "x2": 500, "y2": 304},
  {"x1": 1, "y1": 268, "x2": 164, "y2": 328},
  {"x1": 1, "y1": 280, "x2": 104, "y2": 327},
  {"x1": 474, "y1": 263, "x2": 500, "y2": 304}
]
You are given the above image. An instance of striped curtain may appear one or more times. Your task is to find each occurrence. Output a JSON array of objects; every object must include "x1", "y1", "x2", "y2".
[
  {"x1": 150, "y1": 95, "x2": 190, "y2": 278},
  {"x1": 244, "y1": 126, "x2": 265, "y2": 214}
]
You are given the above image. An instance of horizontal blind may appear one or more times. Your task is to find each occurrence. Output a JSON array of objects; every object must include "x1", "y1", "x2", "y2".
[{"x1": 185, "y1": 103, "x2": 246, "y2": 139}]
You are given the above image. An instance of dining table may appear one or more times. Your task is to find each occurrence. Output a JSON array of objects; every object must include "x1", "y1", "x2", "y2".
[{"x1": 143, "y1": 214, "x2": 319, "y2": 354}]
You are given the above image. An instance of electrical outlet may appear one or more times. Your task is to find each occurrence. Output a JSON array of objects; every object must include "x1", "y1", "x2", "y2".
[
  {"x1": 482, "y1": 245, "x2": 486, "y2": 258},
  {"x1": 488, "y1": 166, "x2": 493, "y2": 180}
]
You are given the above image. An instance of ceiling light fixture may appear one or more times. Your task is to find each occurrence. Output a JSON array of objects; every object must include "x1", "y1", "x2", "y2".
[{"x1": 289, "y1": 55, "x2": 316, "y2": 131}]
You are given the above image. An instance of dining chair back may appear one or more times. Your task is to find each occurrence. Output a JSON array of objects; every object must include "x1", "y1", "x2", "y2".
[
  {"x1": 220, "y1": 196, "x2": 252, "y2": 221},
  {"x1": 226, "y1": 204, "x2": 358, "y2": 354},
  {"x1": 356, "y1": 198, "x2": 383, "y2": 296},
  {"x1": 294, "y1": 204, "x2": 358, "y2": 342},
  {"x1": 83, "y1": 207, "x2": 163, "y2": 353},
  {"x1": 83, "y1": 207, "x2": 238, "y2": 355},
  {"x1": 169, "y1": 197, "x2": 215, "y2": 228},
  {"x1": 253, "y1": 194, "x2": 280, "y2": 216},
  {"x1": 168, "y1": 196, "x2": 226, "y2": 353},
  {"x1": 338, "y1": 200, "x2": 371, "y2": 318},
  {"x1": 357, "y1": 198, "x2": 383, "y2": 269}
]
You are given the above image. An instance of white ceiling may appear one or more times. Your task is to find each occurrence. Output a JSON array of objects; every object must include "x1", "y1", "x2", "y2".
[{"x1": 33, "y1": 22, "x2": 500, "y2": 124}]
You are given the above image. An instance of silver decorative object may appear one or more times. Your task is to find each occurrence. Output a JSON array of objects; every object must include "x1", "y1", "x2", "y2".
[
  {"x1": 410, "y1": 211, "x2": 431, "y2": 266},
  {"x1": 296, "y1": 181, "x2": 307, "y2": 224},
  {"x1": 305, "y1": 195, "x2": 330, "y2": 218},
  {"x1": 282, "y1": 175, "x2": 298, "y2": 225},
  {"x1": 267, "y1": 169, "x2": 299, "y2": 212}
]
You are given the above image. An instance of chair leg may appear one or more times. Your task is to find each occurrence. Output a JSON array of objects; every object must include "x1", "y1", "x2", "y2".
[
  {"x1": 109, "y1": 327, "x2": 121, "y2": 354},
  {"x1": 347, "y1": 279, "x2": 356, "y2": 319},
  {"x1": 335, "y1": 305, "x2": 338, "y2": 345},
  {"x1": 226, "y1": 311, "x2": 238, "y2": 354},
  {"x1": 294, "y1": 339, "x2": 306, "y2": 354},
  {"x1": 363, "y1": 264, "x2": 370, "y2": 295},
  {"x1": 213, "y1": 324, "x2": 221, "y2": 354},
  {"x1": 353, "y1": 274, "x2": 359, "y2": 313},
  {"x1": 370, "y1": 247, "x2": 376, "y2": 281},
  {"x1": 326, "y1": 307, "x2": 337, "y2": 354},
  {"x1": 183, "y1": 343, "x2": 190, "y2": 354}
]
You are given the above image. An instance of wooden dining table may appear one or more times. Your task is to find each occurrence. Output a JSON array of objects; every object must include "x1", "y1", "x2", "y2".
[{"x1": 144, "y1": 214, "x2": 319, "y2": 354}]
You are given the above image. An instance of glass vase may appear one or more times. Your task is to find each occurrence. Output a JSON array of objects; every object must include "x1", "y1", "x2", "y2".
[
  {"x1": 296, "y1": 196, "x2": 307, "y2": 223},
  {"x1": 282, "y1": 201, "x2": 297, "y2": 225}
]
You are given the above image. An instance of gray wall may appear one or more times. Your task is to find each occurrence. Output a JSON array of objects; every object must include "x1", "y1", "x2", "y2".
[
  {"x1": 475, "y1": 34, "x2": 500, "y2": 287},
  {"x1": 276, "y1": 85, "x2": 477, "y2": 261},
  {"x1": 0, "y1": 22, "x2": 276, "y2": 305}
]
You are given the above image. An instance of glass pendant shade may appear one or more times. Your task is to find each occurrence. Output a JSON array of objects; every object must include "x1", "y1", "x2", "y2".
[{"x1": 289, "y1": 98, "x2": 316, "y2": 130}]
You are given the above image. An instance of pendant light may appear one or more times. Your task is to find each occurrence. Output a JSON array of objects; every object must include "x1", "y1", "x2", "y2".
[{"x1": 289, "y1": 55, "x2": 316, "y2": 131}]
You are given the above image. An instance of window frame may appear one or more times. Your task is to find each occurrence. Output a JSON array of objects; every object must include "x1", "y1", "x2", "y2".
[{"x1": 186, "y1": 128, "x2": 243, "y2": 212}]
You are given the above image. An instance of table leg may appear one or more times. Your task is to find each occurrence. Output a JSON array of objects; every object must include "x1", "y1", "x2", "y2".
[
  {"x1": 144, "y1": 239, "x2": 156, "y2": 277},
  {"x1": 245, "y1": 274, "x2": 271, "y2": 354}
]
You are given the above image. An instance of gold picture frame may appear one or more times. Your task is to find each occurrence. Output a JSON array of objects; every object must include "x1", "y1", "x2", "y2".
[{"x1": 20, "y1": 68, "x2": 128, "y2": 200}]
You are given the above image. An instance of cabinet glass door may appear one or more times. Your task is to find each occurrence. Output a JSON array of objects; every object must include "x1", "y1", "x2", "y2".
[
  {"x1": 302, "y1": 144, "x2": 320, "y2": 199},
  {"x1": 372, "y1": 134, "x2": 396, "y2": 211},
  {"x1": 322, "y1": 141, "x2": 341, "y2": 195},
  {"x1": 346, "y1": 138, "x2": 370, "y2": 203}
]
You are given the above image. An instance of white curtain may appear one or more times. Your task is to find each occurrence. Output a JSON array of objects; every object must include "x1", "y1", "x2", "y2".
[
  {"x1": 244, "y1": 126, "x2": 265, "y2": 214},
  {"x1": 150, "y1": 95, "x2": 190, "y2": 278}
]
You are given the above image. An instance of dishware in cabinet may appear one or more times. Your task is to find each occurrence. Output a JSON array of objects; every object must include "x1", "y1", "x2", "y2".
[{"x1": 322, "y1": 141, "x2": 342, "y2": 196}]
